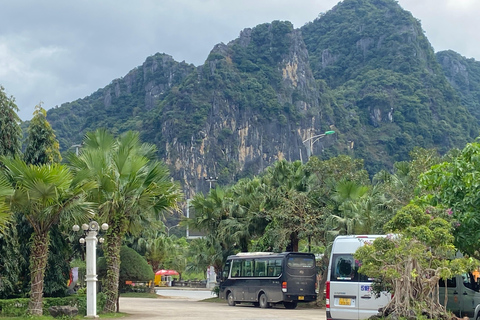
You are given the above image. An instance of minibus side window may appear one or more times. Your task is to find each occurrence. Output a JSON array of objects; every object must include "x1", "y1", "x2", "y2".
[
  {"x1": 254, "y1": 259, "x2": 267, "y2": 277},
  {"x1": 222, "y1": 260, "x2": 231, "y2": 280},
  {"x1": 267, "y1": 258, "x2": 283, "y2": 277},
  {"x1": 462, "y1": 273, "x2": 480, "y2": 292},
  {"x1": 242, "y1": 259, "x2": 254, "y2": 277},
  {"x1": 439, "y1": 277, "x2": 456, "y2": 288},
  {"x1": 232, "y1": 260, "x2": 241, "y2": 278}
]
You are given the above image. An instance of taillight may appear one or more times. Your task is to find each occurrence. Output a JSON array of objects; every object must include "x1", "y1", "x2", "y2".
[
  {"x1": 282, "y1": 281, "x2": 287, "y2": 292},
  {"x1": 326, "y1": 281, "x2": 330, "y2": 309}
]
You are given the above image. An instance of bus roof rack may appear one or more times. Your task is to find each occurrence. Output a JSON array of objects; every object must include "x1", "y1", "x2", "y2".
[{"x1": 235, "y1": 252, "x2": 277, "y2": 256}]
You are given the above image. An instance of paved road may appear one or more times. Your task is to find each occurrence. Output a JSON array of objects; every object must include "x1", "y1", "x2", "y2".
[
  {"x1": 109, "y1": 290, "x2": 326, "y2": 320},
  {"x1": 155, "y1": 288, "x2": 214, "y2": 300}
]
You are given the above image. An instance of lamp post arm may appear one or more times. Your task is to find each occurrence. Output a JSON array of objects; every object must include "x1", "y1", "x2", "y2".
[{"x1": 302, "y1": 133, "x2": 326, "y2": 144}]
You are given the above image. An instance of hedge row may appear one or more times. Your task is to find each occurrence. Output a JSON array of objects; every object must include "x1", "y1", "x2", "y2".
[{"x1": 0, "y1": 293, "x2": 106, "y2": 317}]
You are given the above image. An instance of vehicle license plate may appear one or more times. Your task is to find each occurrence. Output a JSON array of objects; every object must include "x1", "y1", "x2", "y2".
[
  {"x1": 298, "y1": 296, "x2": 304, "y2": 300},
  {"x1": 339, "y1": 298, "x2": 351, "y2": 305}
]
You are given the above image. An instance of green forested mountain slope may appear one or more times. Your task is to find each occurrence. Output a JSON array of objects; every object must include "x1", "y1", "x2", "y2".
[
  {"x1": 47, "y1": 54, "x2": 196, "y2": 149},
  {"x1": 301, "y1": 0, "x2": 478, "y2": 173},
  {"x1": 45, "y1": 0, "x2": 480, "y2": 195}
]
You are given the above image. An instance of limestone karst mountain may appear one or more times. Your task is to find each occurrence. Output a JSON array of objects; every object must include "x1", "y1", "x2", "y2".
[{"x1": 46, "y1": 0, "x2": 480, "y2": 196}]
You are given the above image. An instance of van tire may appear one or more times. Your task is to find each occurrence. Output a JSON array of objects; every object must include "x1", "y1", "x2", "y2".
[
  {"x1": 259, "y1": 293, "x2": 269, "y2": 308},
  {"x1": 227, "y1": 292, "x2": 236, "y2": 306},
  {"x1": 283, "y1": 301, "x2": 297, "y2": 309}
]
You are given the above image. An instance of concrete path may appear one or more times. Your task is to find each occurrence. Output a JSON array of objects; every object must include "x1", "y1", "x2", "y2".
[{"x1": 105, "y1": 293, "x2": 325, "y2": 320}]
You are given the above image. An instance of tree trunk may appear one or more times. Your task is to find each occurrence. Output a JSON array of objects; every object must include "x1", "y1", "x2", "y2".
[
  {"x1": 290, "y1": 232, "x2": 299, "y2": 252},
  {"x1": 28, "y1": 232, "x2": 49, "y2": 316},
  {"x1": 317, "y1": 254, "x2": 329, "y2": 306},
  {"x1": 103, "y1": 231, "x2": 122, "y2": 313}
]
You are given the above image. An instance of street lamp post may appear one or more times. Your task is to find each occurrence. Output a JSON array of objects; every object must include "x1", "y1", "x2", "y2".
[
  {"x1": 302, "y1": 130, "x2": 335, "y2": 159},
  {"x1": 73, "y1": 221, "x2": 108, "y2": 318},
  {"x1": 165, "y1": 224, "x2": 180, "y2": 237},
  {"x1": 204, "y1": 176, "x2": 218, "y2": 189},
  {"x1": 71, "y1": 144, "x2": 82, "y2": 156}
]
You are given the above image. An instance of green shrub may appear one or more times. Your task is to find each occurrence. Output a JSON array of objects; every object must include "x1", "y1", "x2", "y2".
[
  {"x1": 0, "y1": 293, "x2": 106, "y2": 317},
  {"x1": 0, "y1": 298, "x2": 29, "y2": 316}
]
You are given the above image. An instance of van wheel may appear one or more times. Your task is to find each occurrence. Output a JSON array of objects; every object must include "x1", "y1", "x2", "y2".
[
  {"x1": 259, "y1": 293, "x2": 269, "y2": 308},
  {"x1": 227, "y1": 292, "x2": 236, "y2": 306},
  {"x1": 283, "y1": 301, "x2": 297, "y2": 309}
]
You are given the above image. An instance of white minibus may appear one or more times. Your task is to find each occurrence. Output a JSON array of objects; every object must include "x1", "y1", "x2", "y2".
[
  {"x1": 326, "y1": 235, "x2": 390, "y2": 320},
  {"x1": 326, "y1": 235, "x2": 480, "y2": 320}
]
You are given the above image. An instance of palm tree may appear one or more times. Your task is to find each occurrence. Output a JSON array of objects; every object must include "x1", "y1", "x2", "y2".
[
  {"x1": 0, "y1": 157, "x2": 94, "y2": 315},
  {"x1": 68, "y1": 129, "x2": 182, "y2": 313},
  {"x1": 326, "y1": 180, "x2": 371, "y2": 236},
  {"x1": 261, "y1": 160, "x2": 309, "y2": 251}
]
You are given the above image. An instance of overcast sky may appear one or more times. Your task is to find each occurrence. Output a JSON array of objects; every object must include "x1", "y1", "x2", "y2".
[{"x1": 2, "y1": 0, "x2": 479, "y2": 121}]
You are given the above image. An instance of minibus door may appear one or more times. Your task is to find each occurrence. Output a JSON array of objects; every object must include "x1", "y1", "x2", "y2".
[
  {"x1": 460, "y1": 273, "x2": 479, "y2": 318},
  {"x1": 439, "y1": 277, "x2": 461, "y2": 317}
]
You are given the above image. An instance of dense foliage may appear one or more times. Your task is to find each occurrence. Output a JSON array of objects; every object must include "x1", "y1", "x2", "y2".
[{"x1": 419, "y1": 139, "x2": 480, "y2": 260}]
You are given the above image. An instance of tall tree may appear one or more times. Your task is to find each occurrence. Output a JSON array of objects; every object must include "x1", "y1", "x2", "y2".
[
  {"x1": 20, "y1": 104, "x2": 68, "y2": 298},
  {"x1": 0, "y1": 86, "x2": 22, "y2": 158},
  {"x1": 325, "y1": 180, "x2": 370, "y2": 236},
  {"x1": 261, "y1": 159, "x2": 309, "y2": 252},
  {"x1": 68, "y1": 129, "x2": 182, "y2": 313},
  {"x1": 23, "y1": 104, "x2": 61, "y2": 165},
  {"x1": 189, "y1": 187, "x2": 237, "y2": 273},
  {"x1": 0, "y1": 157, "x2": 94, "y2": 315}
]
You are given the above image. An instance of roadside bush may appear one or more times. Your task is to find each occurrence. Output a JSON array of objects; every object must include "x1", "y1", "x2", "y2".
[{"x1": 0, "y1": 293, "x2": 106, "y2": 316}]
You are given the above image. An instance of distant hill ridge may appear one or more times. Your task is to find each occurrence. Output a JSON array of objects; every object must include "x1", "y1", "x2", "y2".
[{"x1": 46, "y1": 0, "x2": 480, "y2": 196}]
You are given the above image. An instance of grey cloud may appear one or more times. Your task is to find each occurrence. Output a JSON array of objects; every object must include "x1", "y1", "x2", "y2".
[{"x1": 1, "y1": 0, "x2": 479, "y2": 120}]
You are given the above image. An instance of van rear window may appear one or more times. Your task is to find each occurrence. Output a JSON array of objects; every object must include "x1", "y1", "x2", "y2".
[
  {"x1": 331, "y1": 254, "x2": 358, "y2": 281},
  {"x1": 330, "y1": 254, "x2": 373, "y2": 282}
]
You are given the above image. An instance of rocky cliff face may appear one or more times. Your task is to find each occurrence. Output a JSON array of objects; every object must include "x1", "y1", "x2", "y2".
[
  {"x1": 154, "y1": 22, "x2": 335, "y2": 197},
  {"x1": 436, "y1": 50, "x2": 480, "y2": 120}
]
